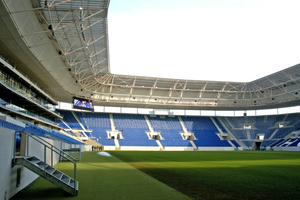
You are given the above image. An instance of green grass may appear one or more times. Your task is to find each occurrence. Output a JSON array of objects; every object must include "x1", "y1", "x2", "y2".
[
  {"x1": 11, "y1": 151, "x2": 300, "y2": 200},
  {"x1": 11, "y1": 151, "x2": 190, "y2": 200},
  {"x1": 108, "y1": 151, "x2": 300, "y2": 200}
]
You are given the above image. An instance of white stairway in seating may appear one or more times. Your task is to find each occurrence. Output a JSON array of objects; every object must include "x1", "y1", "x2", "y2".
[
  {"x1": 178, "y1": 116, "x2": 188, "y2": 133},
  {"x1": 227, "y1": 140, "x2": 237, "y2": 149},
  {"x1": 246, "y1": 130, "x2": 251, "y2": 139},
  {"x1": 178, "y1": 116, "x2": 197, "y2": 150},
  {"x1": 14, "y1": 156, "x2": 78, "y2": 196},
  {"x1": 114, "y1": 138, "x2": 120, "y2": 149},
  {"x1": 144, "y1": 115, "x2": 154, "y2": 132},
  {"x1": 109, "y1": 114, "x2": 120, "y2": 149},
  {"x1": 71, "y1": 111, "x2": 86, "y2": 131},
  {"x1": 109, "y1": 113, "x2": 116, "y2": 131},
  {"x1": 269, "y1": 129, "x2": 279, "y2": 140},
  {"x1": 156, "y1": 140, "x2": 164, "y2": 150},
  {"x1": 210, "y1": 117, "x2": 225, "y2": 135},
  {"x1": 60, "y1": 119, "x2": 71, "y2": 129},
  {"x1": 144, "y1": 115, "x2": 164, "y2": 150},
  {"x1": 217, "y1": 117, "x2": 247, "y2": 149},
  {"x1": 189, "y1": 140, "x2": 197, "y2": 150}
]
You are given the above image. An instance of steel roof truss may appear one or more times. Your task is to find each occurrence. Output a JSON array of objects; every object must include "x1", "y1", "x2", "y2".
[
  {"x1": 92, "y1": 58, "x2": 107, "y2": 68},
  {"x1": 82, "y1": 18, "x2": 104, "y2": 32},
  {"x1": 87, "y1": 35, "x2": 105, "y2": 46},
  {"x1": 91, "y1": 67, "x2": 108, "y2": 76},
  {"x1": 197, "y1": 82, "x2": 208, "y2": 103},
  {"x1": 109, "y1": 75, "x2": 115, "y2": 99},
  {"x1": 75, "y1": 67, "x2": 89, "y2": 76},
  {"x1": 89, "y1": 48, "x2": 106, "y2": 59},
  {"x1": 179, "y1": 81, "x2": 188, "y2": 103},
  {"x1": 64, "y1": 44, "x2": 85, "y2": 56},
  {"x1": 147, "y1": 79, "x2": 158, "y2": 103},
  {"x1": 46, "y1": 0, "x2": 72, "y2": 8},
  {"x1": 84, "y1": 9, "x2": 104, "y2": 21},
  {"x1": 53, "y1": 10, "x2": 71, "y2": 29},
  {"x1": 128, "y1": 78, "x2": 136, "y2": 101},
  {"x1": 70, "y1": 56, "x2": 84, "y2": 67}
]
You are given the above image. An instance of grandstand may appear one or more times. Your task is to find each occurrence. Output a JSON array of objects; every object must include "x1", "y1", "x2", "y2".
[{"x1": 1, "y1": 0, "x2": 300, "y2": 199}]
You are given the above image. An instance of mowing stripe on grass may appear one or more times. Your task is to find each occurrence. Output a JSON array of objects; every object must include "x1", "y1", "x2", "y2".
[
  {"x1": 11, "y1": 152, "x2": 191, "y2": 200},
  {"x1": 109, "y1": 151, "x2": 300, "y2": 200}
]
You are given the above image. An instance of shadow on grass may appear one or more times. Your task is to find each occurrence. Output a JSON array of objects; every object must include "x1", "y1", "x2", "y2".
[
  {"x1": 122, "y1": 164, "x2": 300, "y2": 200},
  {"x1": 109, "y1": 151, "x2": 300, "y2": 200},
  {"x1": 11, "y1": 152, "x2": 191, "y2": 200},
  {"x1": 108, "y1": 150, "x2": 300, "y2": 163},
  {"x1": 10, "y1": 151, "x2": 300, "y2": 200},
  {"x1": 11, "y1": 180, "x2": 72, "y2": 200}
]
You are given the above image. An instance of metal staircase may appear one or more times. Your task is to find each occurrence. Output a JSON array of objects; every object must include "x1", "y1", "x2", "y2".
[
  {"x1": 13, "y1": 133, "x2": 78, "y2": 196},
  {"x1": 14, "y1": 156, "x2": 78, "y2": 196}
]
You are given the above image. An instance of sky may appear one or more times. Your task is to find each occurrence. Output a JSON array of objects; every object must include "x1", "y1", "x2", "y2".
[{"x1": 107, "y1": 0, "x2": 300, "y2": 82}]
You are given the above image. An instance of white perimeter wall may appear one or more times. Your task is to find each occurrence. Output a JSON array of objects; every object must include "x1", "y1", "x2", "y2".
[
  {"x1": 272, "y1": 147, "x2": 300, "y2": 151},
  {"x1": 104, "y1": 146, "x2": 234, "y2": 151},
  {"x1": 119, "y1": 146, "x2": 161, "y2": 151},
  {"x1": 198, "y1": 147, "x2": 235, "y2": 151}
]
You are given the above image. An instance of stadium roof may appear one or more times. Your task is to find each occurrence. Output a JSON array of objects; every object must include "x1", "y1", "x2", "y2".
[{"x1": 1, "y1": 0, "x2": 300, "y2": 110}]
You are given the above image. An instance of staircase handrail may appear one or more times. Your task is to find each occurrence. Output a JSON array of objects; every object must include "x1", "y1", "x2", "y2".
[
  {"x1": 28, "y1": 133, "x2": 77, "y2": 163},
  {"x1": 13, "y1": 131, "x2": 77, "y2": 194}
]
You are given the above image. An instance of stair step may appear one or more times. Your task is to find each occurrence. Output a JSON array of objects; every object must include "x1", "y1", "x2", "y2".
[
  {"x1": 26, "y1": 157, "x2": 40, "y2": 165},
  {"x1": 37, "y1": 161, "x2": 48, "y2": 169},
  {"x1": 61, "y1": 175, "x2": 71, "y2": 184},
  {"x1": 15, "y1": 155, "x2": 78, "y2": 196},
  {"x1": 53, "y1": 170, "x2": 63, "y2": 179},
  {"x1": 69, "y1": 179, "x2": 75, "y2": 187},
  {"x1": 45, "y1": 166, "x2": 56, "y2": 174},
  {"x1": 69, "y1": 179, "x2": 78, "y2": 189}
]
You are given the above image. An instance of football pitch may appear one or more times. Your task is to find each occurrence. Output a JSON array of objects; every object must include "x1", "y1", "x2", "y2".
[
  {"x1": 12, "y1": 151, "x2": 300, "y2": 200},
  {"x1": 109, "y1": 151, "x2": 300, "y2": 200}
]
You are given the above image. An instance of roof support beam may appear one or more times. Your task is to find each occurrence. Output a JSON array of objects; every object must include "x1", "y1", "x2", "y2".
[
  {"x1": 84, "y1": 9, "x2": 104, "y2": 21},
  {"x1": 89, "y1": 48, "x2": 106, "y2": 59},
  {"x1": 147, "y1": 79, "x2": 158, "y2": 103},
  {"x1": 109, "y1": 76, "x2": 115, "y2": 100},
  {"x1": 196, "y1": 82, "x2": 208, "y2": 104},
  {"x1": 179, "y1": 81, "x2": 188, "y2": 103},
  {"x1": 48, "y1": 0, "x2": 73, "y2": 8},
  {"x1": 82, "y1": 18, "x2": 104, "y2": 31},
  {"x1": 91, "y1": 58, "x2": 107, "y2": 68},
  {"x1": 217, "y1": 82, "x2": 228, "y2": 100},
  {"x1": 129, "y1": 78, "x2": 137, "y2": 101}
]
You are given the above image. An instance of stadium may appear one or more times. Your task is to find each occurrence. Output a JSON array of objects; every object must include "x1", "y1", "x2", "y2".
[{"x1": 0, "y1": 0, "x2": 300, "y2": 199}]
